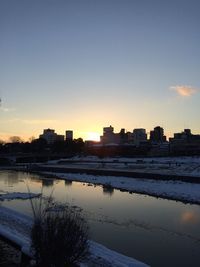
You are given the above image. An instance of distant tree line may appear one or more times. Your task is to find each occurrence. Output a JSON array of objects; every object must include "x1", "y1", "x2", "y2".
[
  {"x1": 1, "y1": 134, "x2": 200, "y2": 161},
  {"x1": 0, "y1": 137, "x2": 85, "y2": 157}
]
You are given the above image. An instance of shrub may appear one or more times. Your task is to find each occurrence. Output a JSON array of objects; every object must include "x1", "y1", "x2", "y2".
[{"x1": 30, "y1": 196, "x2": 89, "y2": 267}]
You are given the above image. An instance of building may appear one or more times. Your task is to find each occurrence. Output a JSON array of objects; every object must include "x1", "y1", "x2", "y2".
[
  {"x1": 169, "y1": 129, "x2": 200, "y2": 155},
  {"x1": 169, "y1": 129, "x2": 196, "y2": 143},
  {"x1": 150, "y1": 126, "x2": 166, "y2": 143},
  {"x1": 39, "y1": 129, "x2": 64, "y2": 144},
  {"x1": 66, "y1": 130, "x2": 73, "y2": 141},
  {"x1": 133, "y1": 128, "x2": 147, "y2": 146},
  {"x1": 89, "y1": 125, "x2": 152, "y2": 156},
  {"x1": 100, "y1": 125, "x2": 120, "y2": 144}
]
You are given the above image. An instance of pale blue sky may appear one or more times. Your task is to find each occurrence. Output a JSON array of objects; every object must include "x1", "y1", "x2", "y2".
[{"x1": 0, "y1": 0, "x2": 199, "y2": 140}]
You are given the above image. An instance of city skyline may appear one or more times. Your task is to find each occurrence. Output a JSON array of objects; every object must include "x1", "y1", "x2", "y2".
[
  {"x1": 1, "y1": 124, "x2": 200, "y2": 143},
  {"x1": 1, "y1": 0, "x2": 200, "y2": 141}
]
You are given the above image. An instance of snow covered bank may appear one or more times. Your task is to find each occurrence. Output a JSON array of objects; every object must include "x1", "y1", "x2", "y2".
[
  {"x1": 42, "y1": 171, "x2": 200, "y2": 205},
  {"x1": 48, "y1": 156, "x2": 200, "y2": 178},
  {"x1": 0, "y1": 206, "x2": 149, "y2": 267},
  {"x1": 81, "y1": 241, "x2": 148, "y2": 267},
  {"x1": 0, "y1": 206, "x2": 32, "y2": 256}
]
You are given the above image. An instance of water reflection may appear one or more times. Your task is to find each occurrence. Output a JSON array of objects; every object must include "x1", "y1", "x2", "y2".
[
  {"x1": 3, "y1": 171, "x2": 19, "y2": 186},
  {"x1": 65, "y1": 180, "x2": 73, "y2": 186},
  {"x1": 1, "y1": 170, "x2": 200, "y2": 267},
  {"x1": 30, "y1": 176, "x2": 42, "y2": 184},
  {"x1": 181, "y1": 211, "x2": 199, "y2": 224},
  {"x1": 42, "y1": 179, "x2": 54, "y2": 187},
  {"x1": 102, "y1": 186, "x2": 114, "y2": 196}
]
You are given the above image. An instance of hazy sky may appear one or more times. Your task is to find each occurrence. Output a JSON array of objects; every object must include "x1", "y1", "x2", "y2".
[{"x1": 1, "y1": 0, "x2": 200, "y2": 141}]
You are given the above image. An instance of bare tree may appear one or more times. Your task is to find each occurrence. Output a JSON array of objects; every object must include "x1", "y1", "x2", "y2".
[
  {"x1": 9, "y1": 136, "x2": 23, "y2": 143},
  {"x1": 29, "y1": 136, "x2": 36, "y2": 143}
]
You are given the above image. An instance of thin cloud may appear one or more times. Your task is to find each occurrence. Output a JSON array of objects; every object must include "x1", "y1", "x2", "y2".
[
  {"x1": 170, "y1": 85, "x2": 197, "y2": 97},
  {"x1": 0, "y1": 107, "x2": 16, "y2": 112}
]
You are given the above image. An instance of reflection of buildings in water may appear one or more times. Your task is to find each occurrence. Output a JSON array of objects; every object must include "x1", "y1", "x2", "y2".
[
  {"x1": 4, "y1": 171, "x2": 19, "y2": 186},
  {"x1": 65, "y1": 180, "x2": 73, "y2": 186},
  {"x1": 30, "y1": 175, "x2": 42, "y2": 184},
  {"x1": 103, "y1": 185, "x2": 114, "y2": 196},
  {"x1": 42, "y1": 179, "x2": 54, "y2": 187}
]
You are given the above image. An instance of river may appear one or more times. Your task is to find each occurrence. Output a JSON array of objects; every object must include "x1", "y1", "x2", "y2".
[{"x1": 0, "y1": 170, "x2": 200, "y2": 267}]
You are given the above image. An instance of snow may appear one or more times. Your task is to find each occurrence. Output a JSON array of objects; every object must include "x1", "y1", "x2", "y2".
[
  {"x1": 40, "y1": 171, "x2": 200, "y2": 205},
  {"x1": 83, "y1": 241, "x2": 148, "y2": 267},
  {"x1": 0, "y1": 206, "x2": 32, "y2": 256},
  {"x1": 0, "y1": 192, "x2": 41, "y2": 201},
  {"x1": 2, "y1": 157, "x2": 200, "y2": 265},
  {"x1": 47, "y1": 156, "x2": 200, "y2": 177},
  {"x1": 38, "y1": 156, "x2": 200, "y2": 204},
  {"x1": 0, "y1": 206, "x2": 149, "y2": 267}
]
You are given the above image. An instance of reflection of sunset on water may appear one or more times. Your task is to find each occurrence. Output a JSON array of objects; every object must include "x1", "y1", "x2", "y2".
[
  {"x1": 181, "y1": 211, "x2": 199, "y2": 224},
  {"x1": 1, "y1": 170, "x2": 200, "y2": 266}
]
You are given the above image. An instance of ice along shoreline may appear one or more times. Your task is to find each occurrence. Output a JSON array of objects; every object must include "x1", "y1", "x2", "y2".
[
  {"x1": 17, "y1": 165, "x2": 200, "y2": 205},
  {"x1": 3, "y1": 155, "x2": 200, "y2": 204},
  {"x1": 25, "y1": 155, "x2": 200, "y2": 205},
  {"x1": 0, "y1": 205, "x2": 149, "y2": 267}
]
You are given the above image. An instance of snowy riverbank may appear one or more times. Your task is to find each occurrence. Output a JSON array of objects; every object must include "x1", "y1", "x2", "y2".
[
  {"x1": 0, "y1": 205, "x2": 149, "y2": 267},
  {"x1": 39, "y1": 171, "x2": 200, "y2": 205},
  {"x1": 49, "y1": 155, "x2": 200, "y2": 178},
  {"x1": 28, "y1": 156, "x2": 199, "y2": 205},
  {"x1": 5, "y1": 155, "x2": 200, "y2": 204}
]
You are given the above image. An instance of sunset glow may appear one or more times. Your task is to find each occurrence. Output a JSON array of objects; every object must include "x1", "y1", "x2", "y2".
[
  {"x1": 0, "y1": 0, "x2": 200, "y2": 140},
  {"x1": 85, "y1": 132, "x2": 101, "y2": 142}
]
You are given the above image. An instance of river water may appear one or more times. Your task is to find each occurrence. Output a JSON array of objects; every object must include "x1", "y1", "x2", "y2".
[{"x1": 0, "y1": 170, "x2": 200, "y2": 267}]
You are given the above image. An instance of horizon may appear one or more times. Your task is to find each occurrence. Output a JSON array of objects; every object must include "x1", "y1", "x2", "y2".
[
  {"x1": 0, "y1": 124, "x2": 199, "y2": 143},
  {"x1": 1, "y1": 0, "x2": 200, "y2": 142}
]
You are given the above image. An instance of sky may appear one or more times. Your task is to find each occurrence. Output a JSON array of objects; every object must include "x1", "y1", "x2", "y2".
[{"x1": 0, "y1": 0, "x2": 200, "y2": 141}]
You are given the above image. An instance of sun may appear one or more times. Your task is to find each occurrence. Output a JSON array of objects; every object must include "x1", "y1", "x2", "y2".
[{"x1": 86, "y1": 132, "x2": 100, "y2": 141}]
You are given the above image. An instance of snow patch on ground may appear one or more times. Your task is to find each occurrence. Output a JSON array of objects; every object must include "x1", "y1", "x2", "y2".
[
  {"x1": 82, "y1": 241, "x2": 148, "y2": 267},
  {"x1": 43, "y1": 171, "x2": 200, "y2": 204},
  {"x1": 40, "y1": 156, "x2": 200, "y2": 204},
  {"x1": 0, "y1": 206, "x2": 32, "y2": 256},
  {"x1": 48, "y1": 156, "x2": 200, "y2": 177},
  {"x1": 0, "y1": 206, "x2": 149, "y2": 267}
]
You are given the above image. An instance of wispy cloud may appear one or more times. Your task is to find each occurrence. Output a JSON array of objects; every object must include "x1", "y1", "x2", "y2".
[
  {"x1": 0, "y1": 107, "x2": 16, "y2": 112},
  {"x1": 170, "y1": 85, "x2": 198, "y2": 97}
]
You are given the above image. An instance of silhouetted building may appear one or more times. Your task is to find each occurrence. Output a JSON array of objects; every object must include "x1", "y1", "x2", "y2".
[
  {"x1": 173, "y1": 129, "x2": 191, "y2": 141},
  {"x1": 169, "y1": 129, "x2": 200, "y2": 155},
  {"x1": 39, "y1": 129, "x2": 64, "y2": 144},
  {"x1": 119, "y1": 128, "x2": 128, "y2": 144},
  {"x1": 66, "y1": 130, "x2": 73, "y2": 141},
  {"x1": 133, "y1": 128, "x2": 147, "y2": 146},
  {"x1": 100, "y1": 125, "x2": 120, "y2": 144},
  {"x1": 150, "y1": 126, "x2": 166, "y2": 143},
  {"x1": 100, "y1": 126, "x2": 134, "y2": 145},
  {"x1": 89, "y1": 126, "x2": 151, "y2": 157}
]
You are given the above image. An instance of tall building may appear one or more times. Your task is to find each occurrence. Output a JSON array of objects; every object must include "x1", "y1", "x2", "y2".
[
  {"x1": 173, "y1": 129, "x2": 191, "y2": 141},
  {"x1": 169, "y1": 129, "x2": 200, "y2": 155},
  {"x1": 150, "y1": 126, "x2": 166, "y2": 143},
  {"x1": 133, "y1": 128, "x2": 147, "y2": 146},
  {"x1": 39, "y1": 129, "x2": 64, "y2": 144},
  {"x1": 100, "y1": 125, "x2": 120, "y2": 144},
  {"x1": 66, "y1": 130, "x2": 73, "y2": 141}
]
